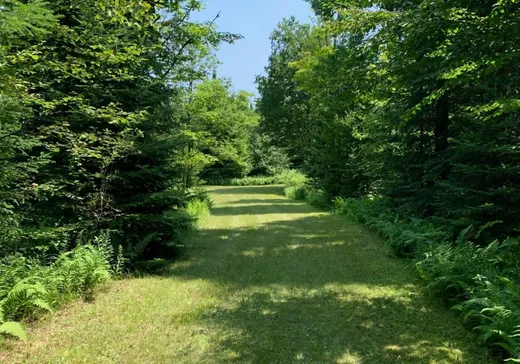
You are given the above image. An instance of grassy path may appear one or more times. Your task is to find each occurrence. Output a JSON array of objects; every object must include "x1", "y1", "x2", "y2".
[{"x1": 2, "y1": 186, "x2": 492, "y2": 363}]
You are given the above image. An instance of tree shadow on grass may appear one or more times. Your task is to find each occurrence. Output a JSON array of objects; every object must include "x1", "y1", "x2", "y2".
[
  {"x1": 231, "y1": 198, "x2": 297, "y2": 205},
  {"x1": 211, "y1": 203, "x2": 314, "y2": 216},
  {"x1": 201, "y1": 290, "x2": 482, "y2": 363},
  {"x1": 206, "y1": 186, "x2": 285, "y2": 196},
  {"x1": 170, "y1": 215, "x2": 407, "y2": 287},
  {"x1": 166, "y1": 214, "x2": 491, "y2": 363}
]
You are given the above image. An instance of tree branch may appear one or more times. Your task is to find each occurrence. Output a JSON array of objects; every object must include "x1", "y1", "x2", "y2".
[
  {"x1": 159, "y1": 11, "x2": 221, "y2": 81},
  {"x1": 161, "y1": 4, "x2": 196, "y2": 47}
]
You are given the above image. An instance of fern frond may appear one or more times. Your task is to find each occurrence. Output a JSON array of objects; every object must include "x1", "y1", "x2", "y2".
[
  {"x1": 33, "y1": 298, "x2": 52, "y2": 313},
  {"x1": 0, "y1": 321, "x2": 27, "y2": 340}
]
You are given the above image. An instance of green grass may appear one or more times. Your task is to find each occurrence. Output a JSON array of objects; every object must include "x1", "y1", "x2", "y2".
[{"x1": 0, "y1": 186, "x2": 493, "y2": 363}]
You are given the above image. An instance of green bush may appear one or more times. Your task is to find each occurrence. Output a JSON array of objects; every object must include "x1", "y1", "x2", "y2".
[
  {"x1": 0, "y1": 242, "x2": 114, "y2": 341},
  {"x1": 185, "y1": 199, "x2": 211, "y2": 221},
  {"x1": 284, "y1": 185, "x2": 306, "y2": 200},
  {"x1": 332, "y1": 197, "x2": 378, "y2": 223},
  {"x1": 185, "y1": 188, "x2": 213, "y2": 206},
  {"x1": 207, "y1": 169, "x2": 307, "y2": 187},
  {"x1": 279, "y1": 169, "x2": 307, "y2": 187},
  {"x1": 185, "y1": 188, "x2": 213, "y2": 218},
  {"x1": 283, "y1": 170, "x2": 309, "y2": 201},
  {"x1": 284, "y1": 178, "x2": 329, "y2": 208},
  {"x1": 231, "y1": 176, "x2": 279, "y2": 186},
  {"x1": 304, "y1": 188, "x2": 329, "y2": 208},
  {"x1": 285, "y1": 185, "x2": 327, "y2": 204},
  {"x1": 184, "y1": 190, "x2": 213, "y2": 227},
  {"x1": 125, "y1": 187, "x2": 214, "y2": 262}
]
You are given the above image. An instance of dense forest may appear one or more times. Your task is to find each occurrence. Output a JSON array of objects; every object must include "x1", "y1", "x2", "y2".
[
  {"x1": 257, "y1": 0, "x2": 520, "y2": 360},
  {"x1": 0, "y1": 0, "x2": 270, "y2": 339},
  {"x1": 0, "y1": 0, "x2": 519, "y2": 362}
]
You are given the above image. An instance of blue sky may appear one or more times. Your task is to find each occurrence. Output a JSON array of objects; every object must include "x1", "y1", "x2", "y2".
[{"x1": 192, "y1": 0, "x2": 312, "y2": 96}]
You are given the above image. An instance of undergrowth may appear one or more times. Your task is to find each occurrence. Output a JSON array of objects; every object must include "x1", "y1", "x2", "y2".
[
  {"x1": 131, "y1": 189, "x2": 213, "y2": 273},
  {"x1": 184, "y1": 188, "x2": 214, "y2": 227},
  {"x1": 330, "y1": 196, "x2": 520, "y2": 362},
  {"x1": 0, "y1": 234, "x2": 119, "y2": 342},
  {"x1": 286, "y1": 183, "x2": 520, "y2": 361},
  {"x1": 284, "y1": 175, "x2": 329, "y2": 208},
  {"x1": 207, "y1": 169, "x2": 306, "y2": 187}
]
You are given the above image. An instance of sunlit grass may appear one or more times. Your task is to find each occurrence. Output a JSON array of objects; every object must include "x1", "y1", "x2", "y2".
[{"x1": 1, "y1": 186, "x2": 493, "y2": 363}]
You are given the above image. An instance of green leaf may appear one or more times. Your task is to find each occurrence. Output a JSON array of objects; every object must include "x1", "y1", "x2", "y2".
[
  {"x1": 33, "y1": 298, "x2": 52, "y2": 313},
  {"x1": 0, "y1": 322, "x2": 27, "y2": 341}
]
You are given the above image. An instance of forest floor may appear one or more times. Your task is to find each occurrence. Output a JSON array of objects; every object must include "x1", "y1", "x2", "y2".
[{"x1": 1, "y1": 185, "x2": 493, "y2": 363}]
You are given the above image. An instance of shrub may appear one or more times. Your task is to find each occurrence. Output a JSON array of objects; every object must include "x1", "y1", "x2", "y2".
[
  {"x1": 207, "y1": 169, "x2": 307, "y2": 187},
  {"x1": 184, "y1": 188, "x2": 213, "y2": 225},
  {"x1": 284, "y1": 185, "x2": 306, "y2": 200},
  {"x1": 332, "y1": 197, "x2": 379, "y2": 223},
  {"x1": 185, "y1": 188, "x2": 213, "y2": 207},
  {"x1": 129, "y1": 189, "x2": 213, "y2": 272},
  {"x1": 284, "y1": 183, "x2": 329, "y2": 208},
  {"x1": 184, "y1": 200, "x2": 212, "y2": 227},
  {"x1": 304, "y1": 188, "x2": 329, "y2": 208},
  {"x1": 279, "y1": 169, "x2": 307, "y2": 187},
  {"x1": 283, "y1": 170, "x2": 309, "y2": 201},
  {"x1": 207, "y1": 176, "x2": 276, "y2": 186},
  {"x1": 0, "y1": 242, "x2": 113, "y2": 341},
  {"x1": 122, "y1": 188, "x2": 213, "y2": 262}
]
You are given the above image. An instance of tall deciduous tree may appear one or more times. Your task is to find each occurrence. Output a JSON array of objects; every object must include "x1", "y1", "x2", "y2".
[
  {"x1": 0, "y1": 0, "x2": 58, "y2": 255},
  {"x1": 0, "y1": 0, "x2": 240, "y2": 259},
  {"x1": 182, "y1": 79, "x2": 259, "y2": 184},
  {"x1": 256, "y1": 17, "x2": 315, "y2": 165},
  {"x1": 258, "y1": 0, "x2": 519, "y2": 239}
]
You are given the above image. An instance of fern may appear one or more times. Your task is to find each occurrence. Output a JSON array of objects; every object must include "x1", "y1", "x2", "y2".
[
  {"x1": 0, "y1": 321, "x2": 26, "y2": 341},
  {"x1": 0, "y1": 238, "x2": 113, "y2": 341},
  {"x1": 129, "y1": 232, "x2": 158, "y2": 258},
  {"x1": 502, "y1": 326, "x2": 520, "y2": 361},
  {"x1": 0, "y1": 297, "x2": 27, "y2": 341},
  {"x1": 1, "y1": 280, "x2": 51, "y2": 320},
  {"x1": 333, "y1": 195, "x2": 520, "y2": 361}
]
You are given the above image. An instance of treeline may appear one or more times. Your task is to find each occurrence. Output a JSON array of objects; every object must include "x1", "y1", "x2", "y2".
[
  {"x1": 257, "y1": 0, "x2": 519, "y2": 360},
  {"x1": 0, "y1": 0, "x2": 264, "y2": 339}
]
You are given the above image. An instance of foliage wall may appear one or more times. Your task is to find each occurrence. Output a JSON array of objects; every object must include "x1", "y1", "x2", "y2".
[
  {"x1": 258, "y1": 0, "x2": 520, "y2": 242},
  {"x1": 258, "y1": 1, "x2": 520, "y2": 360},
  {"x1": 0, "y1": 0, "x2": 245, "y2": 261}
]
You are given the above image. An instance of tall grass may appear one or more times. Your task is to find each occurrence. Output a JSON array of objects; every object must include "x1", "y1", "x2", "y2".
[{"x1": 184, "y1": 188, "x2": 213, "y2": 227}]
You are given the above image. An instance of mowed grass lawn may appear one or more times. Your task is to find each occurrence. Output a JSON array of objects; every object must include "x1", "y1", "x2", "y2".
[{"x1": 1, "y1": 186, "x2": 493, "y2": 363}]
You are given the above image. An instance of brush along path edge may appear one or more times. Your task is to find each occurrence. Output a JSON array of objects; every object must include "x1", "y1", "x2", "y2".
[{"x1": 1, "y1": 185, "x2": 493, "y2": 363}]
